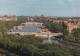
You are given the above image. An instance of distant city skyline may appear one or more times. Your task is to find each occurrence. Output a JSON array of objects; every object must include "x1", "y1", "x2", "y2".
[{"x1": 0, "y1": 0, "x2": 80, "y2": 16}]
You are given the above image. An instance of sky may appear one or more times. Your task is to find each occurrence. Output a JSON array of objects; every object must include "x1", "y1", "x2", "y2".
[{"x1": 0, "y1": 0, "x2": 80, "y2": 16}]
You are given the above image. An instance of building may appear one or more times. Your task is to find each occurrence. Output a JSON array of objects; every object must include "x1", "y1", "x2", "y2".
[
  {"x1": 0, "y1": 15, "x2": 17, "y2": 21},
  {"x1": 52, "y1": 18, "x2": 80, "y2": 33}
]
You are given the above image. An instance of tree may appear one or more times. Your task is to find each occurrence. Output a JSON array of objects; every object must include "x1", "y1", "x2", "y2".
[
  {"x1": 72, "y1": 28, "x2": 80, "y2": 38},
  {"x1": 70, "y1": 48, "x2": 80, "y2": 56},
  {"x1": 62, "y1": 29, "x2": 69, "y2": 36},
  {"x1": 0, "y1": 22, "x2": 7, "y2": 32},
  {"x1": 49, "y1": 23, "x2": 63, "y2": 33}
]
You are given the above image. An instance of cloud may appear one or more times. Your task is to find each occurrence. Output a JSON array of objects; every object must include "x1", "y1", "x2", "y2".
[
  {"x1": 0, "y1": 0, "x2": 79, "y2": 16},
  {"x1": 0, "y1": 0, "x2": 6, "y2": 3},
  {"x1": 54, "y1": 0, "x2": 65, "y2": 5},
  {"x1": 68, "y1": 0, "x2": 74, "y2": 3},
  {"x1": 0, "y1": 0, "x2": 10, "y2": 3},
  {"x1": 59, "y1": 0, "x2": 65, "y2": 5}
]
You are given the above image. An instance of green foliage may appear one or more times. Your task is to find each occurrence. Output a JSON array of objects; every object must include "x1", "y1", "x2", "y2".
[
  {"x1": 0, "y1": 18, "x2": 26, "y2": 32},
  {"x1": 70, "y1": 48, "x2": 80, "y2": 56},
  {"x1": 0, "y1": 33, "x2": 79, "y2": 56},
  {"x1": 0, "y1": 22, "x2": 7, "y2": 32},
  {"x1": 72, "y1": 28, "x2": 80, "y2": 38},
  {"x1": 45, "y1": 22, "x2": 69, "y2": 37},
  {"x1": 34, "y1": 19, "x2": 47, "y2": 23},
  {"x1": 45, "y1": 22, "x2": 63, "y2": 33},
  {"x1": 62, "y1": 29, "x2": 69, "y2": 36}
]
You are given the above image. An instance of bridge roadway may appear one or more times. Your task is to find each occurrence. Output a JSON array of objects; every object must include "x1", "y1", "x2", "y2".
[
  {"x1": 8, "y1": 32, "x2": 62, "y2": 38},
  {"x1": 22, "y1": 22, "x2": 43, "y2": 25}
]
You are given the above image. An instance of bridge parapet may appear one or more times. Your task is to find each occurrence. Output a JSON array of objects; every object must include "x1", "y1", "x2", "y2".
[
  {"x1": 8, "y1": 32, "x2": 62, "y2": 37},
  {"x1": 21, "y1": 22, "x2": 43, "y2": 25}
]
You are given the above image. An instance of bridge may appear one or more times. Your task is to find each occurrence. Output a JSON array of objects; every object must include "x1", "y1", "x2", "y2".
[
  {"x1": 8, "y1": 32, "x2": 62, "y2": 39},
  {"x1": 8, "y1": 22, "x2": 62, "y2": 39},
  {"x1": 22, "y1": 22, "x2": 43, "y2": 26}
]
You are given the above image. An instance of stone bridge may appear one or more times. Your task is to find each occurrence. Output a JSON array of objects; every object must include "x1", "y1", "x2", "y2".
[
  {"x1": 8, "y1": 32, "x2": 62, "y2": 38},
  {"x1": 22, "y1": 22, "x2": 43, "y2": 26}
]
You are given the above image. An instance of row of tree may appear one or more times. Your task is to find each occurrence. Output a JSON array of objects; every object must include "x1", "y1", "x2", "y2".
[
  {"x1": 0, "y1": 33, "x2": 80, "y2": 56},
  {"x1": 0, "y1": 18, "x2": 27, "y2": 32},
  {"x1": 44, "y1": 22, "x2": 69, "y2": 36}
]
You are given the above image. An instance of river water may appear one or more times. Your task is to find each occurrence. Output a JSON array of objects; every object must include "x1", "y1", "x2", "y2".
[
  {"x1": 12, "y1": 24, "x2": 41, "y2": 32},
  {"x1": 38, "y1": 35, "x2": 80, "y2": 49},
  {"x1": 12, "y1": 23, "x2": 80, "y2": 49}
]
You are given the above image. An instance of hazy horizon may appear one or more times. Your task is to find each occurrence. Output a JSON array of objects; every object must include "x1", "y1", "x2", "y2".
[{"x1": 0, "y1": 0, "x2": 80, "y2": 16}]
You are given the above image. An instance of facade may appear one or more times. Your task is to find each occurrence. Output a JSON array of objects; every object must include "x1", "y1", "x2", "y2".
[
  {"x1": 51, "y1": 18, "x2": 80, "y2": 33},
  {"x1": 0, "y1": 15, "x2": 17, "y2": 21},
  {"x1": 67, "y1": 24, "x2": 79, "y2": 33},
  {"x1": 64, "y1": 19, "x2": 80, "y2": 33}
]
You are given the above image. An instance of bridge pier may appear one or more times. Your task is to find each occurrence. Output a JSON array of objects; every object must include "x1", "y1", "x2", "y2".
[
  {"x1": 30, "y1": 23, "x2": 32, "y2": 27},
  {"x1": 48, "y1": 35, "x2": 51, "y2": 39},
  {"x1": 47, "y1": 32, "x2": 51, "y2": 39},
  {"x1": 48, "y1": 38, "x2": 52, "y2": 43},
  {"x1": 35, "y1": 23, "x2": 38, "y2": 26}
]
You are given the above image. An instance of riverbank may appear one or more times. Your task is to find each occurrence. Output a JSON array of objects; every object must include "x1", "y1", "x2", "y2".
[{"x1": 58, "y1": 39, "x2": 80, "y2": 47}]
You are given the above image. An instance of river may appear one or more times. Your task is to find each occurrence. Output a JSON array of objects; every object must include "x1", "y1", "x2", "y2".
[
  {"x1": 37, "y1": 35, "x2": 80, "y2": 49},
  {"x1": 12, "y1": 23, "x2": 80, "y2": 49},
  {"x1": 12, "y1": 24, "x2": 41, "y2": 32}
]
